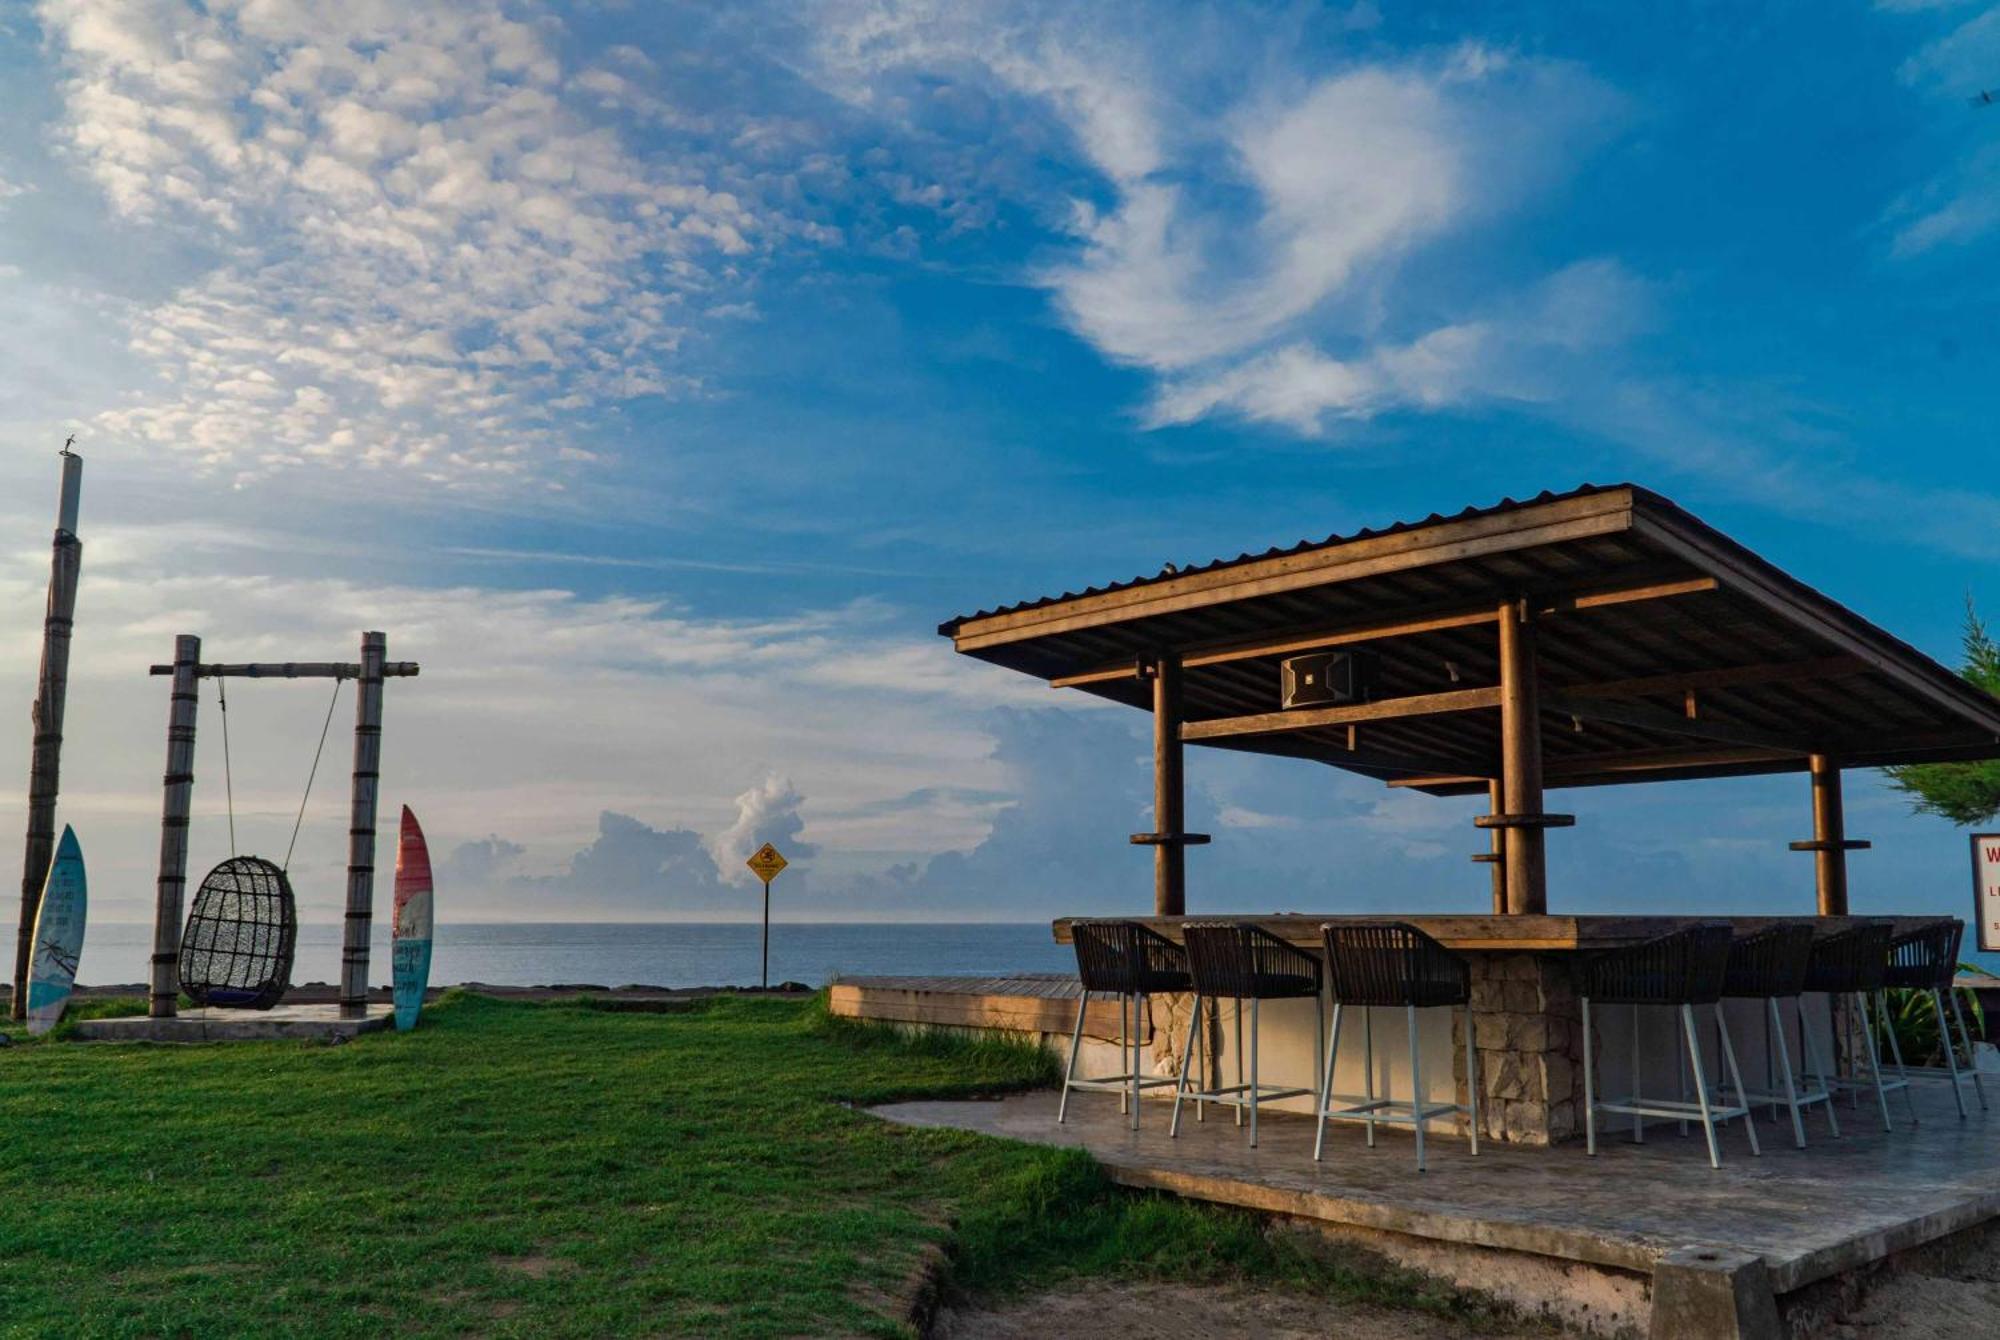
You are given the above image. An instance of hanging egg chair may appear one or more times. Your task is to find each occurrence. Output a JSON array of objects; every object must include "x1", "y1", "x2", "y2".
[{"x1": 178, "y1": 856, "x2": 297, "y2": 1010}]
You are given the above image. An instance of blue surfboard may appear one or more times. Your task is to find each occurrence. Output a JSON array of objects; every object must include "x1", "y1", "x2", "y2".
[{"x1": 27, "y1": 826, "x2": 86, "y2": 1036}]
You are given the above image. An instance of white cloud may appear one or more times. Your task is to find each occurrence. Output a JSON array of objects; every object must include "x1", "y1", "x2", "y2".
[
  {"x1": 37, "y1": 0, "x2": 802, "y2": 484},
  {"x1": 810, "y1": 5, "x2": 1623, "y2": 435},
  {"x1": 1888, "y1": 4, "x2": 2000, "y2": 253},
  {"x1": 709, "y1": 772, "x2": 815, "y2": 885}
]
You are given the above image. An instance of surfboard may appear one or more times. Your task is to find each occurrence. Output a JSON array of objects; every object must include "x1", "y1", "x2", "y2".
[
  {"x1": 27, "y1": 825, "x2": 86, "y2": 1036},
  {"x1": 392, "y1": 806, "x2": 434, "y2": 1032}
]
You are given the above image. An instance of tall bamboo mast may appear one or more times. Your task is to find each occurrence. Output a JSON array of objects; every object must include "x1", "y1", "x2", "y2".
[
  {"x1": 12, "y1": 447, "x2": 83, "y2": 1021},
  {"x1": 151, "y1": 634, "x2": 201, "y2": 1018},
  {"x1": 340, "y1": 631, "x2": 387, "y2": 1016}
]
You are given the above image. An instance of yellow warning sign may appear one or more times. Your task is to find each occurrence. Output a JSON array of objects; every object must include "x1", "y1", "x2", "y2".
[{"x1": 746, "y1": 842, "x2": 788, "y2": 884}]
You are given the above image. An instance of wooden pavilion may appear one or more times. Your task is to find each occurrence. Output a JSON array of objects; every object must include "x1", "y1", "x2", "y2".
[{"x1": 939, "y1": 484, "x2": 2000, "y2": 919}]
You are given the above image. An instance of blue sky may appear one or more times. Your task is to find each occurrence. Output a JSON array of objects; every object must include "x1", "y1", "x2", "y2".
[{"x1": 1, "y1": 1, "x2": 1998, "y2": 952}]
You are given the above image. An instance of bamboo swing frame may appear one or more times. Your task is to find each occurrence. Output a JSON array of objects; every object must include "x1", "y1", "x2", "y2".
[{"x1": 147, "y1": 633, "x2": 419, "y2": 1019}]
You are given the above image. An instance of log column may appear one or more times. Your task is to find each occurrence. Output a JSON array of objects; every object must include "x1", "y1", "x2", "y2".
[
  {"x1": 1474, "y1": 778, "x2": 1507, "y2": 914},
  {"x1": 1497, "y1": 601, "x2": 1549, "y2": 914},
  {"x1": 150, "y1": 634, "x2": 200, "y2": 1019},
  {"x1": 1131, "y1": 653, "x2": 1208, "y2": 916},
  {"x1": 340, "y1": 631, "x2": 387, "y2": 1016},
  {"x1": 1792, "y1": 753, "x2": 1867, "y2": 915}
]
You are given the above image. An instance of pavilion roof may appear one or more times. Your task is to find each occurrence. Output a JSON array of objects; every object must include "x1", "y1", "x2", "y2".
[{"x1": 940, "y1": 484, "x2": 2000, "y2": 795}]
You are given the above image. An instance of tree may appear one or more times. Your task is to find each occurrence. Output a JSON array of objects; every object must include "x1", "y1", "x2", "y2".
[{"x1": 1882, "y1": 600, "x2": 2000, "y2": 825}]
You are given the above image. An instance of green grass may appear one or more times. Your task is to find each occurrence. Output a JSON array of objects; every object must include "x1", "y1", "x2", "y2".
[{"x1": 0, "y1": 993, "x2": 1516, "y2": 1338}]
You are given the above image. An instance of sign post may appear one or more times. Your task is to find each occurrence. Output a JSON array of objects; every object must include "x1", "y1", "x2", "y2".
[
  {"x1": 1973, "y1": 833, "x2": 2000, "y2": 954},
  {"x1": 746, "y1": 842, "x2": 788, "y2": 989}
]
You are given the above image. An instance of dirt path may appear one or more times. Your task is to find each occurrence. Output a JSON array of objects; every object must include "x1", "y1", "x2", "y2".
[
  {"x1": 932, "y1": 1279, "x2": 1552, "y2": 1340},
  {"x1": 1832, "y1": 1249, "x2": 2000, "y2": 1340}
]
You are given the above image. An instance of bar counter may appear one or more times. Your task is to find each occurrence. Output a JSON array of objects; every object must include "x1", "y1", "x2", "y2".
[{"x1": 1050, "y1": 914, "x2": 1950, "y2": 1146}]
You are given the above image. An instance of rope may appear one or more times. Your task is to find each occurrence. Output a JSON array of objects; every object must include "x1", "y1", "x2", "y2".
[
  {"x1": 217, "y1": 678, "x2": 237, "y2": 858},
  {"x1": 284, "y1": 674, "x2": 345, "y2": 873}
]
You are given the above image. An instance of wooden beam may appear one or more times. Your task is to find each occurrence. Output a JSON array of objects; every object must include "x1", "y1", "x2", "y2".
[
  {"x1": 1179, "y1": 685, "x2": 1501, "y2": 742},
  {"x1": 148, "y1": 662, "x2": 421, "y2": 679},
  {"x1": 1541, "y1": 689, "x2": 1812, "y2": 754},
  {"x1": 1498, "y1": 600, "x2": 1548, "y2": 915},
  {"x1": 952, "y1": 489, "x2": 1641, "y2": 651},
  {"x1": 1631, "y1": 507, "x2": 2000, "y2": 739},
  {"x1": 1484, "y1": 778, "x2": 1506, "y2": 914},
  {"x1": 1048, "y1": 573, "x2": 1719, "y2": 689},
  {"x1": 1556, "y1": 654, "x2": 1869, "y2": 703}
]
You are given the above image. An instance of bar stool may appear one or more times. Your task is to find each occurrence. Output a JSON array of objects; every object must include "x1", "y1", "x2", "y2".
[
  {"x1": 1058, "y1": 920, "x2": 1192, "y2": 1130},
  {"x1": 1883, "y1": 920, "x2": 1987, "y2": 1119},
  {"x1": 1170, "y1": 922, "x2": 1323, "y2": 1148},
  {"x1": 1716, "y1": 923, "x2": 1838, "y2": 1148},
  {"x1": 1312, "y1": 922, "x2": 1478, "y2": 1172},
  {"x1": 1581, "y1": 923, "x2": 1759, "y2": 1168},
  {"x1": 1804, "y1": 923, "x2": 1904, "y2": 1131}
]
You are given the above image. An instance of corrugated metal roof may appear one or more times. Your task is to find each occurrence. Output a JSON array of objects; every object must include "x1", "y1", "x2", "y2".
[{"x1": 938, "y1": 483, "x2": 1644, "y2": 635}]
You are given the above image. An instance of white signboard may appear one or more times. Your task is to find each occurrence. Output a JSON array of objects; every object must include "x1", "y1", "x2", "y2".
[{"x1": 1974, "y1": 833, "x2": 2000, "y2": 954}]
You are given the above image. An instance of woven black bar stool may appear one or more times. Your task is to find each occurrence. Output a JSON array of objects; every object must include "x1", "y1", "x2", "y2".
[
  {"x1": 1059, "y1": 920, "x2": 1192, "y2": 1130},
  {"x1": 1884, "y1": 920, "x2": 1987, "y2": 1119},
  {"x1": 1804, "y1": 923, "x2": 1905, "y2": 1131},
  {"x1": 1170, "y1": 922, "x2": 1324, "y2": 1148},
  {"x1": 1312, "y1": 922, "x2": 1477, "y2": 1172},
  {"x1": 1581, "y1": 923, "x2": 1759, "y2": 1168},
  {"x1": 1716, "y1": 923, "x2": 1837, "y2": 1148}
]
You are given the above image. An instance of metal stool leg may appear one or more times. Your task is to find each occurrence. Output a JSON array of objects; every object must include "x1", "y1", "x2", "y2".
[
  {"x1": 1683, "y1": 1004, "x2": 1723, "y2": 1169},
  {"x1": 1193, "y1": 997, "x2": 1207, "y2": 1124},
  {"x1": 1854, "y1": 993, "x2": 1894, "y2": 1133},
  {"x1": 1768, "y1": 996, "x2": 1806, "y2": 1149},
  {"x1": 1799, "y1": 997, "x2": 1839, "y2": 1138},
  {"x1": 1363, "y1": 1007, "x2": 1377, "y2": 1148},
  {"x1": 1117, "y1": 992, "x2": 1130, "y2": 1116},
  {"x1": 1583, "y1": 995, "x2": 1598, "y2": 1157},
  {"x1": 1948, "y1": 987, "x2": 1989, "y2": 1111},
  {"x1": 1931, "y1": 988, "x2": 1968, "y2": 1119},
  {"x1": 1233, "y1": 997, "x2": 1245, "y2": 1128},
  {"x1": 1465, "y1": 1007, "x2": 1480, "y2": 1157},
  {"x1": 1633, "y1": 1003, "x2": 1645, "y2": 1144},
  {"x1": 1130, "y1": 992, "x2": 1144, "y2": 1131},
  {"x1": 1714, "y1": 1002, "x2": 1760, "y2": 1157},
  {"x1": 1170, "y1": 991, "x2": 1201, "y2": 1138},
  {"x1": 1057, "y1": 990, "x2": 1088, "y2": 1124},
  {"x1": 1873, "y1": 991, "x2": 1919, "y2": 1125},
  {"x1": 1249, "y1": 996, "x2": 1262, "y2": 1149},
  {"x1": 1408, "y1": 1002, "x2": 1426, "y2": 1172},
  {"x1": 1314, "y1": 1001, "x2": 1343, "y2": 1162}
]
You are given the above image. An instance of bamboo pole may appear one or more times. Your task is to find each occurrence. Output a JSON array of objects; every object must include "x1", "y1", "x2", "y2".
[
  {"x1": 1498, "y1": 600, "x2": 1549, "y2": 915},
  {"x1": 151, "y1": 634, "x2": 201, "y2": 1018},
  {"x1": 341, "y1": 631, "x2": 387, "y2": 1016},
  {"x1": 12, "y1": 450, "x2": 84, "y2": 1021}
]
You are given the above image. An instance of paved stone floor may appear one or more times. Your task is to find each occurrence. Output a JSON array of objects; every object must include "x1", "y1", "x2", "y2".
[
  {"x1": 875, "y1": 1078, "x2": 2000, "y2": 1294},
  {"x1": 70, "y1": 1002, "x2": 395, "y2": 1043}
]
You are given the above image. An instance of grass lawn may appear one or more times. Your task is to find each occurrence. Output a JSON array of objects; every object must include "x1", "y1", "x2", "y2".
[{"x1": 0, "y1": 993, "x2": 1515, "y2": 1338}]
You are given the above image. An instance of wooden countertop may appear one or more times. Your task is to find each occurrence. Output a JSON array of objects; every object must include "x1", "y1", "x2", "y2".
[{"x1": 1050, "y1": 914, "x2": 1949, "y2": 954}]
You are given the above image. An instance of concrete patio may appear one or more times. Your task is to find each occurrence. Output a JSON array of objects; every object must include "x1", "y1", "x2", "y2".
[
  {"x1": 70, "y1": 1001, "x2": 395, "y2": 1042},
  {"x1": 875, "y1": 1079, "x2": 2000, "y2": 1337}
]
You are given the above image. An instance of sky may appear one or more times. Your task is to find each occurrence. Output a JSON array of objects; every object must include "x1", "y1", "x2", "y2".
[{"x1": 1, "y1": 1, "x2": 1999, "y2": 956}]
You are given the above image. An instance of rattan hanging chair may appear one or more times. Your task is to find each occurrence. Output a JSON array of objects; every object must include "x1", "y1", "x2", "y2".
[{"x1": 178, "y1": 856, "x2": 298, "y2": 1010}]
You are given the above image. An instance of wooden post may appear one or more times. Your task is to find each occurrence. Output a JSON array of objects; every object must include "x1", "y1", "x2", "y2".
[
  {"x1": 1485, "y1": 779, "x2": 1507, "y2": 914},
  {"x1": 12, "y1": 450, "x2": 83, "y2": 1021},
  {"x1": 1497, "y1": 600, "x2": 1548, "y2": 915},
  {"x1": 151, "y1": 634, "x2": 200, "y2": 1018},
  {"x1": 1154, "y1": 652, "x2": 1186, "y2": 917},
  {"x1": 341, "y1": 632, "x2": 387, "y2": 1016},
  {"x1": 1809, "y1": 753, "x2": 1848, "y2": 916}
]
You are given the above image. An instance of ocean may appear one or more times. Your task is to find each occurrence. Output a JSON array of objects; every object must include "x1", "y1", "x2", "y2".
[
  {"x1": 75, "y1": 921, "x2": 1075, "y2": 991},
  {"x1": 71, "y1": 920, "x2": 2000, "y2": 993}
]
